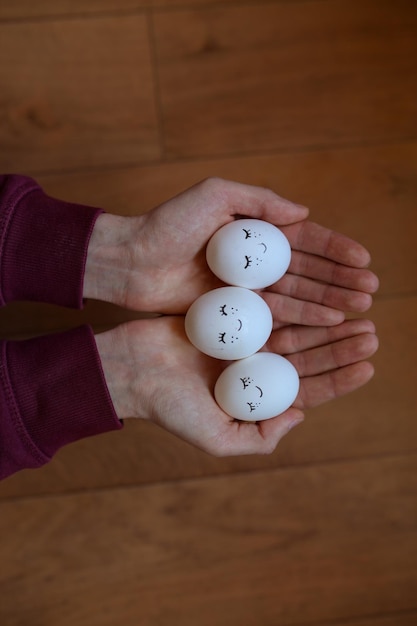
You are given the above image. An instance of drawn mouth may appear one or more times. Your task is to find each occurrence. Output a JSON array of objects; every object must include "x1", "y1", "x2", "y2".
[
  {"x1": 258, "y1": 242, "x2": 267, "y2": 253},
  {"x1": 237, "y1": 319, "x2": 243, "y2": 331}
]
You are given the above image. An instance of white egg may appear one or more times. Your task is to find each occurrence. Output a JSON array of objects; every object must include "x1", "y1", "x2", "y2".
[
  {"x1": 184, "y1": 287, "x2": 272, "y2": 360},
  {"x1": 206, "y1": 218, "x2": 291, "y2": 289},
  {"x1": 214, "y1": 352, "x2": 299, "y2": 421}
]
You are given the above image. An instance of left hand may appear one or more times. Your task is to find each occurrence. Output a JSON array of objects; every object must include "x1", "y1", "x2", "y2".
[
  {"x1": 84, "y1": 178, "x2": 378, "y2": 325},
  {"x1": 95, "y1": 316, "x2": 379, "y2": 457}
]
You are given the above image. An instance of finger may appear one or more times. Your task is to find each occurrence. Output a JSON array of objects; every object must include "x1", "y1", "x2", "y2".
[
  {"x1": 286, "y1": 332, "x2": 379, "y2": 377},
  {"x1": 270, "y1": 273, "x2": 373, "y2": 313},
  {"x1": 294, "y1": 361, "x2": 375, "y2": 409},
  {"x1": 289, "y1": 250, "x2": 380, "y2": 293},
  {"x1": 281, "y1": 221, "x2": 373, "y2": 268},
  {"x1": 208, "y1": 178, "x2": 310, "y2": 225},
  {"x1": 268, "y1": 319, "x2": 376, "y2": 354},
  {"x1": 262, "y1": 292, "x2": 345, "y2": 328}
]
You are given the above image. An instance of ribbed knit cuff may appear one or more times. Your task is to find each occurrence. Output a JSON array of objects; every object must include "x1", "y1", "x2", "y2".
[
  {"x1": 4, "y1": 326, "x2": 122, "y2": 464},
  {"x1": 0, "y1": 175, "x2": 102, "y2": 308}
]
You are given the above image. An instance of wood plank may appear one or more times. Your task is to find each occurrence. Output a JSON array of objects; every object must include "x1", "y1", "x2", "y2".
[
  {"x1": 151, "y1": 0, "x2": 269, "y2": 6},
  {"x1": 0, "y1": 0, "x2": 261, "y2": 21},
  {"x1": 0, "y1": 301, "x2": 153, "y2": 341},
  {"x1": 1, "y1": 454, "x2": 416, "y2": 625},
  {"x1": 330, "y1": 614, "x2": 417, "y2": 626},
  {"x1": 0, "y1": 0, "x2": 332, "y2": 21},
  {"x1": 154, "y1": 0, "x2": 282, "y2": 7},
  {"x1": 0, "y1": 0, "x2": 150, "y2": 20},
  {"x1": 153, "y1": 0, "x2": 417, "y2": 158},
  {"x1": 1, "y1": 295, "x2": 415, "y2": 499},
  {"x1": 0, "y1": 15, "x2": 159, "y2": 173}
]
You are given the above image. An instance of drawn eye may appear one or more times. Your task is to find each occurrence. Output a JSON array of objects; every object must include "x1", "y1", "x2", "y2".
[
  {"x1": 243, "y1": 228, "x2": 252, "y2": 239},
  {"x1": 256, "y1": 386, "x2": 263, "y2": 398},
  {"x1": 218, "y1": 332, "x2": 226, "y2": 344},
  {"x1": 247, "y1": 402, "x2": 256, "y2": 412},
  {"x1": 240, "y1": 377, "x2": 251, "y2": 390},
  {"x1": 244, "y1": 255, "x2": 252, "y2": 269},
  {"x1": 219, "y1": 305, "x2": 227, "y2": 316}
]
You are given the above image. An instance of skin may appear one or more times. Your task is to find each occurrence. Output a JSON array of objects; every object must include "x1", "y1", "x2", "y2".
[{"x1": 85, "y1": 178, "x2": 379, "y2": 457}]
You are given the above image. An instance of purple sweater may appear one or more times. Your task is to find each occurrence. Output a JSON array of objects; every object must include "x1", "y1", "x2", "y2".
[{"x1": 0, "y1": 175, "x2": 122, "y2": 480}]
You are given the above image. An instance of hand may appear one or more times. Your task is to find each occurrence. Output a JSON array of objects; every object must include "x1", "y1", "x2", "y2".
[
  {"x1": 95, "y1": 316, "x2": 378, "y2": 457},
  {"x1": 84, "y1": 178, "x2": 378, "y2": 325}
]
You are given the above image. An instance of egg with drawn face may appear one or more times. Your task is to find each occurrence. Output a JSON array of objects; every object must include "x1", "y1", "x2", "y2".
[
  {"x1": 214, "y1": 352, "x2": 300, "y2": 421},
  {"x1": 206, "y1": 218, "x2": 291, "y2": 289},
  {"x1": 184, "y1": 287, "x2": 272, "y2": 360}
]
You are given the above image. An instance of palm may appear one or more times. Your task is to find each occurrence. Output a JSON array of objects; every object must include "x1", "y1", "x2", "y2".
[
  {"x1": 125, "y1": 179, "x2": 378, "y2": 325},
  {"x1": 117, "y1": 315, "x2": 378, "y2": 456}
]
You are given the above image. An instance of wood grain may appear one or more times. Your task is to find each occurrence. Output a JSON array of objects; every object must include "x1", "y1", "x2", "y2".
[
  {"x1": 0, "y1": 15, "x2": 159, "y2": 172},
  {"x1": 1, "y1": 454, "x2": 416, "y2": 626},
  {"x1": 1, "y1": 2, "x2": 416, "y2": 624},
  {"x1": 0, "y1": 0, "x2": 273, "y2": 21},
  {"x1": 0, "y1": 1, "x2": 151, "y2": 20},
  {"x1": 153, "y1": 0, "x2": 417, "y2": 158},
  {"x1": 330, "y1": 616, "x2": 417, "y2": 626}
]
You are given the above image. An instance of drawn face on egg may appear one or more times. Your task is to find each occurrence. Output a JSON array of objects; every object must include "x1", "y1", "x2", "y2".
[
  {"x1": 184, "y1": 287, "x2": 273, "y2": 360},
  {"x1": 206, "y1": 218, "x2": 291, "y2": 289},
  {"x1": 240, "y1": 225, "x2": 270, "y2": 272},
  {"x1": 217, "y1": 303, "x2": 243, "y2": 346},
  {"x1": 238, "y1": 375, "x2": 265, "y2": 414},
  {"x1": 214, "y1": 353, "x2": 300, "y2": 420}
]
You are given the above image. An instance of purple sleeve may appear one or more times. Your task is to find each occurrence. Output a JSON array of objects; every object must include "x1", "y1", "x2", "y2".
[
  {"x1": 0, "y1": 327, "x2": 122, "y2": 480},
  {"x1": 0, "y1": 174, "x2": 101, "y2": 308},
  {"x1": 0, "y1": 176, "x2": 123, "y2": 480}
]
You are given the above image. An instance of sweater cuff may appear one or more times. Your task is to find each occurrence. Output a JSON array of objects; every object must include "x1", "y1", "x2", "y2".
[
  {"x1": 0, "y1": 175, "x2": 102, "y2": 308},
  {"x1": 2, "y1": 326, "x2": 122, "y2": 474}
]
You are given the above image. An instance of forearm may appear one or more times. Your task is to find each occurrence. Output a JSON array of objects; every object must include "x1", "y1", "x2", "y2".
[
  {"x1": 0, "y1": 327, "x2": 122, "y2": 480},
  {"x1": 0, "y1": 174, "x2": 102, "y2": 308}
]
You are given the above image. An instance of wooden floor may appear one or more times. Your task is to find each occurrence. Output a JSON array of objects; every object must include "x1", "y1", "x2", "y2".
[{"x1": 1, "y1": 0, "x2": 416, "y2": 624}]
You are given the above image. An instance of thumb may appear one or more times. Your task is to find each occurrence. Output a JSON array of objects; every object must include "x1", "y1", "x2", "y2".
[{"x1": 212, "y1": 178, "x2": 309, "y2": 225}]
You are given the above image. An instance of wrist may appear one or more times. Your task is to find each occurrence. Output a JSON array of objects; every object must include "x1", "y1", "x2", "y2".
[
  {"x1": 94, "y1": 325, "x2": 134, "y2": 419},
  {"x1": 83, "y1": 213, "x2": 140, "y2": 306}
]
